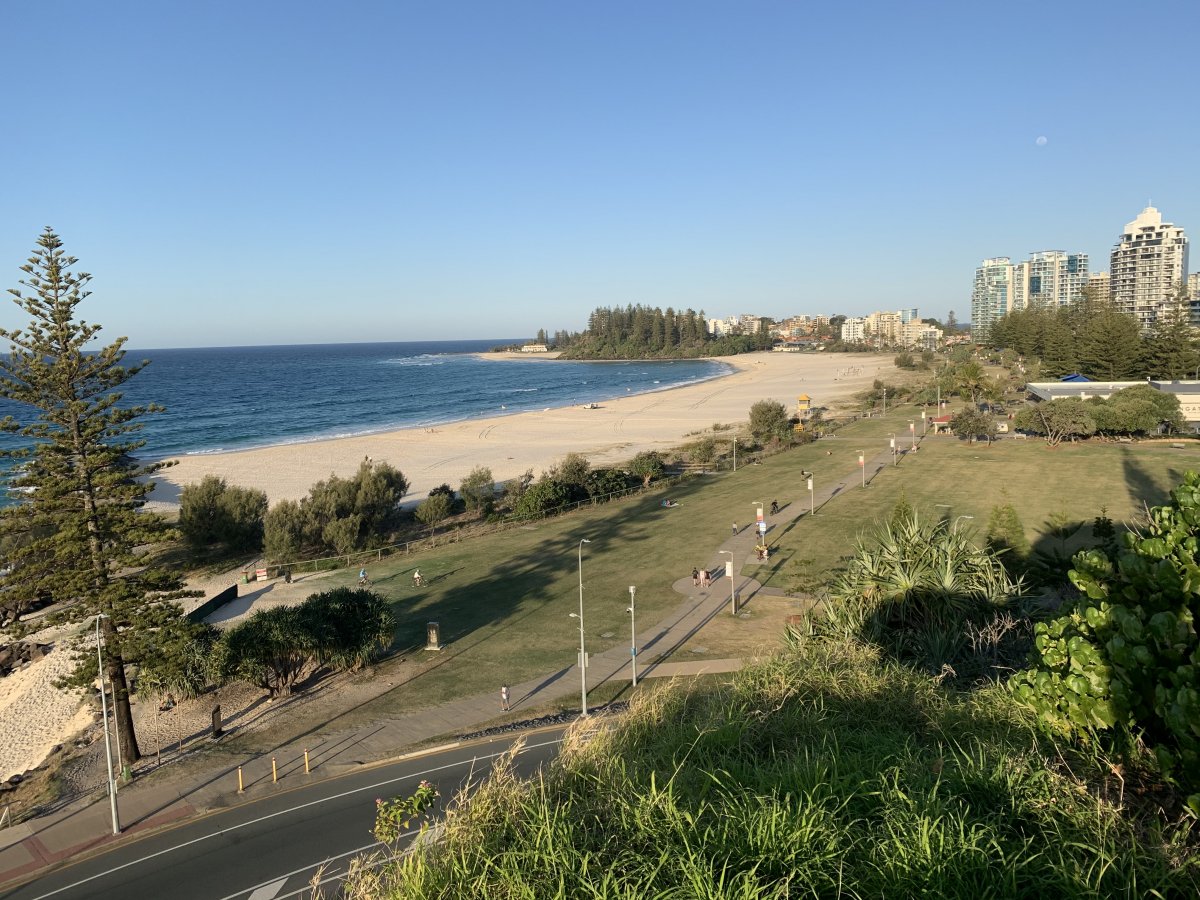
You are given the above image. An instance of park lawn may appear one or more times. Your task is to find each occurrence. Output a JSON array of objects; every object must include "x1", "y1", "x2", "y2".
[
  {"x1": 310, "y1": 439, "x2": 854, "y2": 725},
  {"x1": 762, "y1": 407, "x2": 1200, "y2": 594},
  {"x1": 243, "y1": 403, "x2": 1200, "y2": 731}
]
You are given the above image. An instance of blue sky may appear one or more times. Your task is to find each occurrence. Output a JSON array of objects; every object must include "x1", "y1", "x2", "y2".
[{"x1": 1, "y1": 1, "x2": 1196, "y2": 348}]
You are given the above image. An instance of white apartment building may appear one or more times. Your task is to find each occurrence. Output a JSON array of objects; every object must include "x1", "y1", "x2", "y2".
[
  {"x1": 1110, "y1": 206, "x2": 1189, "y2": 328},
  {"x1": 865, "y1": 311, "x2": 902, "y2": 345},
  {"x1": 900, "y1": 321, "x2": 943, "y2": 350},
  {"x1": 841, "y1": 317, "x2": 868, "y2": 343},
  {"x1": 1011, "y1": 251, "x2": 1089, "y2": 310},
  {"x1": 1088, "y1": 271, "x2": 1110, "y2": 299},
  {"x1": 971, "y1": 257, "x2": 1014, "y2": 340}
]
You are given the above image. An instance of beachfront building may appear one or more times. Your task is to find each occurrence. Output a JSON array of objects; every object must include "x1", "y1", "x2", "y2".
[
  {"x1": 899, "y1": 321, "x2": 942, "y2": 350},
  {"x1": 840, "y1": 317, "x2": 867, "y2": 343},
  {"x1": 865, "y1": 311, "x2": 902, "y2": 346},
  {"x1": 707, "y1": 317, "x2": 729, "y2": 337},
  {"x1": 1110, "y1": 205, "x2": 1190, "y2": 329},
  {"x1": 971, "y1": 257, "x2": 1015, "y2": 341},
  {"x1": 1011, "y1": 251, "x2": 1089, "y2": 311},
  {"x1": 1088, "y1": 271, "x2": 1110, "y2": 298},
  {"x1": 899, "y1": 308, "x2": 919, "y2": 323}
]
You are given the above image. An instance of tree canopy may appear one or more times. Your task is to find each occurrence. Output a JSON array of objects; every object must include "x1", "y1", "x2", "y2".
[{"x1": 0, "y1": 228, "x2": 192, "y2": 763}]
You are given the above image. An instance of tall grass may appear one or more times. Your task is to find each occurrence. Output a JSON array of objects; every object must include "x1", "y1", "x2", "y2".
[{"x1": 340, "y1": 639, "x2": 1197, "y2": 898}]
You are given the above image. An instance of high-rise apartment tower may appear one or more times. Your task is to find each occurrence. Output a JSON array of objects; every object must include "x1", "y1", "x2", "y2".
[{"x1": 1110, "y1": 206, "x2": 1189, "y2": 328}]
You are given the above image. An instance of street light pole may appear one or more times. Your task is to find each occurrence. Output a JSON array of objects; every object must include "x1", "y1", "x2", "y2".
[
  {"x1": 922, "y1": 409, "x2": 927, "y2": 436},
  {"x1": 576, "y1": 539, "x2": 591, "y2": 715},
  {"x1": 888, "y1": 433, "x2": 896, "y2": 466},
  {"x1": 732, "y1": 438, "x2": 737, "y2": 472},
  {"x1": 95, "y1": 615, "x2": 120, "y2": 835},
  {"x1": 909, "y1": 420, "x2": 916, "y2": 450},
  {"x1": 954, "y1": 515, "x2": 974, "y2": 533},
  {"x1": 857, "y1": 450, "x2": 866, "y2": 488},
  {"x1": 719, "y1": 550, "x2": 736, "y2": 614},
  {"x1": 806, "y1": 472, "x2": 815, "y2": 516},
  {"x1": 627, "y1": 585, "x2": 637, "y2": 687}
]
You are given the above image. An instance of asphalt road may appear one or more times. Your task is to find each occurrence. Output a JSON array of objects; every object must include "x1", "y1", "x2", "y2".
[{"x1": 2, "y1": 728, "x2": 567, "y2": 900}]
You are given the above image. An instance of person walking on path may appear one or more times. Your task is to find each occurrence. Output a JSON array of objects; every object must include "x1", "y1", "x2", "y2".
[
  {"x1": 500, "y1": 684, "x2": 511, "y2": 711},
  {"x1": 691, "y1": 567, "x2": 700, "y2": 587},
  {"x1": 732, "y1": 522, "x2": 738, "y2": 535}
]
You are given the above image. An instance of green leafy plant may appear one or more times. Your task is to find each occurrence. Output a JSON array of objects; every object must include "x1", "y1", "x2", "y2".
[
  {"x1": 374, "y1": 780, "x2": 441, "y2": 844},
  {"x1": 1011, "y1": 472, "x2": 1200, "y2": 810}
]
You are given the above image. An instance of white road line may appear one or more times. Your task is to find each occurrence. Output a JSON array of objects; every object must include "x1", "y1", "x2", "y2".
[
  {"x1": 26, "y1": 736, "x2": 563, "y2": 900},
  {"x1": 246, "y1": 877, "x2": 288, "y2": 900},
  {"x1": 213, "y1": 841, "x2": 385, "y2": 900}
]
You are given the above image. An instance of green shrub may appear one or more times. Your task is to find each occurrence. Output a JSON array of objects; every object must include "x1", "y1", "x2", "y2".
[
  {"x1": 178, "y1": 475, "x2": 267, "y2": 552},
  {"x1": 748, "y1": 399, "x2": 791, "y2": 444},
  {"x1": 512, "y1": 479, "x2": 573, "y2": 519},
  {"x1": 414, "y1": 493, "x2": 453, "y2": 529},
  {"x1": 459, "y1": 466, "x2": 495, "y2": 514},
  {"x1": 1011, "y1": 472, "x2": 1200, "y2": 809}
]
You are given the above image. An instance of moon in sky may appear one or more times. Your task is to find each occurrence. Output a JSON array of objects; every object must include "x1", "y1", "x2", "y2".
[{"x1": 1035, "y1": 135, "x2": 1048, "y2": 146}]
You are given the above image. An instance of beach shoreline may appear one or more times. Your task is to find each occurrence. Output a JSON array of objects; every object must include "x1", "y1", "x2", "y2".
[{"x1": 146, "y1": 351, "x2": 891, "y2": 509}]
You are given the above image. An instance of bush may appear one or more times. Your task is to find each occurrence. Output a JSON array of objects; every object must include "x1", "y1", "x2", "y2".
[
  {"x1": 459, "y1": 466, "x2": 495, "y2": 514},
  {"x1": 748, "y1": 399, "x2": 791, "y2": 444},
  {"x1": 512, "y1": 479, "x2": 574, "y2": 518},
  {"x1": 178, "y1": 476, "x2": 267, "y2": 553},
  {"x1": 1011, "y1": 472, "x2": 1200, "y2": 808},
  {"x1": 627, "y1": 451, "x2": 664, "y2": 487},
  {"x1": 216, "y1": 587, "x2": 394, "y2": 696},
  {"x1": 263, "y1": 499, "x2": 305, "y2": 562},
  {"x1": 414, "y1": 493, "x2": 453, "y2": 529}
]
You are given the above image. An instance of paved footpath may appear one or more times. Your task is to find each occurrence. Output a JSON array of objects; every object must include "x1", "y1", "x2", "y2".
[{"x1": 0, "y1": 442, "x2": 904, "y2": 888}]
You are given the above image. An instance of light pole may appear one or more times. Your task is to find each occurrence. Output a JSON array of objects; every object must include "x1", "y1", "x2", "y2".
[
  {"x1": 627, "y1": 585, "x2": 637, "y2": 687},
  {"x1": 882, "y1": 387, "x2": 887, "y2": 415},
  {"x1": 719, "y1": 550, "x2": 736, "y2": 614},
  {"x1": 921, "y1": 408, "x2": 927, "y2": 436},
  {"x1": 888, "y1": 433, "x2": 897, "y2": 466},
  {"x1": 857, "y1": 450, "x2": 866, "y2": 488},
  {"x1": 575, "y1": 539, "x2": 591, "y2": 715},
  {"x1": 909, "y1": 420, "x2": 916, "y2": 450},
  {"x1": 732, "y1": 438, "x2": 737, "y2": 472},
  {"x1": 95, "y1": 615, "x2": 120, "y2": 835},
  {"x1": 953, "y1": 515, "x2": 974, "y2": 533},
  {"x1": 806, "y1": 471, "x2": 815, "y2": 516}
]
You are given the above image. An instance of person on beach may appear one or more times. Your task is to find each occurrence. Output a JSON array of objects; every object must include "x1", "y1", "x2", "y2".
[
  {"x1": 691, "y1": 567, "x2": 699, "y2": 587},
  {"x1": 501, "y1": 684, "x2": 511, "y2": 711}
]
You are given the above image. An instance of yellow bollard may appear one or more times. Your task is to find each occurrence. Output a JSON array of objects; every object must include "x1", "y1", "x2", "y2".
[
  {"x1": 304, "y1": 749, "x2": 310, "y2": 774},
  {"x1": 237, "y1": 766, "x2": 244, "y2": 793},
  {"x1": 271, "y1": 757, "x2": 278, "y2": 784}
]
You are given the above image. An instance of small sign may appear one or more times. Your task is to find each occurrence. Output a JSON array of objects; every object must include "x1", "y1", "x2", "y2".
[
  {"x1": 758, "y1": 521, "x2": 767, "y2": 534},
  {"x1": 425, "y1": 622, "x2": 443, "y2": 651},
  {"x1": 255, "y1": 568, "x2": 268, "y2": 581},
  {"x1": 725, "y1": 561, "x2": 733, "y2": 577}
]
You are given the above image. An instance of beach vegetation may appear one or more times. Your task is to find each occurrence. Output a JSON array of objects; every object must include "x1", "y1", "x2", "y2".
[
  {"x1": 511, "y1": 478, "x2": 574, "y2": 519},
  {"x1": 748, "y1": 398, "x2": 791, "y2": 445},
  {"x1": 627, "y1": 450, "x2": 665, "y2": 487},
  {"x1": 260, "y1": 458, "x2": 408, "y2": 561},
  {"x1": 548, "y1": 452, "x2": 590, "y2": 487},
  {"x1": 178, "y1": 475, "x2": 267, "y2": 553},
  {"x1": 414, "y1": 493, "x2": 453, "y2": 530},
  {"x1": 263, "y1": 499, "x2": 305, "y2": 561},
  {"x1": 134, "y1": 618, "x2": 220, "y2": 702},
  {"x1": 584, "y1": 467, "x2": 633, "y2": 498},
  {"x1": 215, "y1": 587, "x2": 394, "y2": 697},
  {"x1": 458, "y1": 466, "x2": 495, "y2": 515},
  {"x1": 347, "y1": 637, "x2": 1198, "y2": 897},
  {"x1": 688, "y1": 435, "x2": 717, "y2": 466},
  {"x1": 0, "y1": 228, "x2": 194, "y2": 764},
  {"x1": 551, "y1": 304, "x2": 767, "y2": 359}
]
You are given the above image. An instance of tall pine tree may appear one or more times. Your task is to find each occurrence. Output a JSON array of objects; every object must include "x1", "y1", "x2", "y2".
[{"x1": 0, "y1": 228, "x2": 191, "y2": 765}]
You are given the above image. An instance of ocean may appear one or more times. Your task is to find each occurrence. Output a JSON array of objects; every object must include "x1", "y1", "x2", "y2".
[{"x1": 13, "y1": 340, "x2": 729, "y2": 460}]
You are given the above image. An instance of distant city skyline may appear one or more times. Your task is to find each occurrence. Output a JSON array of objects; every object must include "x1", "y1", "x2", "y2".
[{"x1": 1, "y1": 1, "x2": 1197, "y2": 348}]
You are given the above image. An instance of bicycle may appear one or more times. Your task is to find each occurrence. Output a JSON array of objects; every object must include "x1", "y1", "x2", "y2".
[{"x1": 412, "y1": 572, "x2": 425, "y2": 588}]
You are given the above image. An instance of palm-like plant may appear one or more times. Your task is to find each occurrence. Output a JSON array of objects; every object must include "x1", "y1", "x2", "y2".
[{"x1": 824, "y1": 511, "x2": 1023, "y2": 672}]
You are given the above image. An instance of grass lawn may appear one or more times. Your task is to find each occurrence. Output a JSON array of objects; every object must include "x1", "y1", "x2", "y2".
[
  {"x1": 236, "y1": 403, "x2": 1200, "y2": 732},
  {"x1": 761, "y1": 406, "x2": 1200, "y2": 593}
]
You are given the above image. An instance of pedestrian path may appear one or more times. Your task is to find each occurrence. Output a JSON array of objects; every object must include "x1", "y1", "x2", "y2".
[{"x1": 0, "y1": 437, "x2": 911, "y2": 888}]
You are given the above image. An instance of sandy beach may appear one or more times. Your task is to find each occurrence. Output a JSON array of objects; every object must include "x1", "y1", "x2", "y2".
[{"x1": 147, "y1": 351, "x2": 891, "y2": 508}]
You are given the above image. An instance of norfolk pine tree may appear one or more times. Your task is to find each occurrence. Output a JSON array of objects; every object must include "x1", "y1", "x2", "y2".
[{"x1": 0, "y1": 228, "x2": 192, "y2": 765}]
